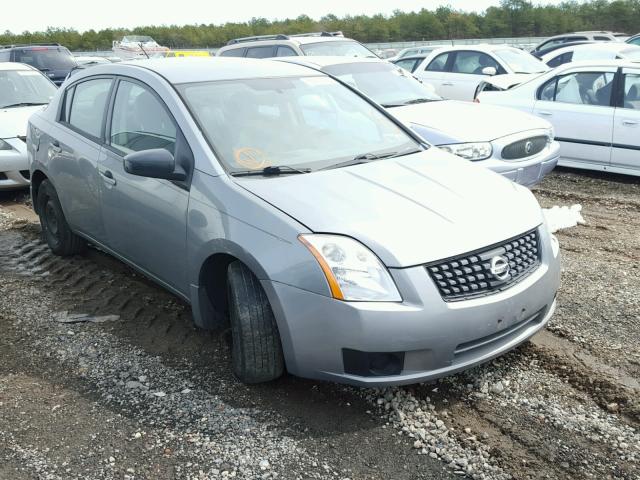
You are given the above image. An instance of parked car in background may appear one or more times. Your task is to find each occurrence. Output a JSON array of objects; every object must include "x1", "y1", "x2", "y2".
[
  {"x1": 27, "y1": 57, "x2": 559, "y2": 386},
  {"x1": 388, "y1": 46, "x2": 440, "y2": 62},
  {"x1": 477, "y1": 60, "x2": 640, "y2": 176},
  {"x1": 531, "y1": 31, "x2": 621, "y2": 55},
  {"x1": 627, "y1": 34, "x2": 640, "y2": 46},
  {"x1": 280, "y1": 56, "x2": 558, "y2": 187},
  {"x1": 414, "y1": 45, "x2": 549, "y2": 101},
  {"x1": 531, "y1": 40, "x2": 597, "y2": 59},
  {"x1": 0, "y1": 62, "x2": 56, "y2": 190},
  {"x1": 392, "y1": 54, "x2": 428, "y2": 73},
  {"x1": 216, "y1": 32, "x2": 377, "y2": 58},
  {"x1": 0, "y1": 44, "x2": 77, "y2": 86},
  {"x1": 541, "y1": 42, "x2": 640, "y2": 67}
]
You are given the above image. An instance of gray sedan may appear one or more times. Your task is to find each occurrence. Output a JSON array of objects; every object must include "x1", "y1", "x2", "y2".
[{"x1": 28, "y1": 58, "x2": 560, "y2": 386}]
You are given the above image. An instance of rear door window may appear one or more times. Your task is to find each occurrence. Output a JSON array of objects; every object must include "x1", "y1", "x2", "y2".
[
  {"x1": 425, "y1": 52, "x2": 449, "y2": 72},
  {"x1": 246, "y1": 46, "x2": 275, "y2": 58},
  {"x1": 540, "y1": 71, "x2": 615, "y2": 106},
  {"x1": 220, "y1": 48, "x2": 245, "y2": 57},
  {"x1": 68, "y1": 78, "x2": 112, "y2": 139},
  {"x1": 622, "y1": 72, "x2": 640, "y2": 109},
  {"x1": 275, "y1": 46, "x2": 297, "y2": 57}
]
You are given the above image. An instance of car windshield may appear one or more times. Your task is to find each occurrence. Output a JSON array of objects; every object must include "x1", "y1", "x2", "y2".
[
  {"x1": 494, "y1": 48, "x2": 549, "y2": 74},
  {"x1": 14, "y1": 47, "x2": 76, "y2": 70},
  {"x1": 178, "y1": 75, "x2": 419, "y2": 174},
  {"x1": 301, "y1": 40, "x2": 377, "y2": 58},
  {"x1": 0, "y1": 69, "x2": 56, "y2": 108},
  {"x1": 323, "y1": 62, "x2": 442, "y2": 107}
]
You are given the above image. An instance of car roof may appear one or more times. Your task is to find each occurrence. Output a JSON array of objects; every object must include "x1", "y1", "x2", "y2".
[
  {"x1": 276, "y1": 56, "x2": 385, "y2": 69},
  {"x1": 0, "y1": 62, "x2": 37, "y2": 71},
  {"x1": 69, "y1": 57, "x2": 319, "y2": 84},
  {"x1": 546, "y1": 42, "x2": 640, "y2": 56},
  {"x1": 552, "y1": 59, "x2": 640, "y2": 71}
]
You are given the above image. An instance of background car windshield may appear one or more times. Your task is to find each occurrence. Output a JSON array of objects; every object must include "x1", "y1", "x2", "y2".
[
  {"x1": 178, "y1": 75, "x2": 417, "y2": 173},
  {"x1": 494, "y1": 49, "x2": 549, "y2": 74},
  {"x1": 0, "y1": 70, "x2": 56, "y2": 108},
  {"x1": 301, "y1": 41, "x2": 376, "y2": 58},
  {"x1": 14, "y1": 48, "x2": 76, "y2": 70},
  {"x1": 324, "y1": 62, "x2": 442, "y2": 106}
]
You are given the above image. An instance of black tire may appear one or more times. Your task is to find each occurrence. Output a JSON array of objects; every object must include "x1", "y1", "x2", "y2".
[
  {"x1": 36, "y1": 180, "x2": 86, "y2": 256},
  {"x1": 227, "y1": 261, "x2": 284, "y2": 383}
]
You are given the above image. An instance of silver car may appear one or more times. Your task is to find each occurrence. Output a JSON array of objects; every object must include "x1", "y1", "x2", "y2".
[{"x1": 28, "y1": 58, "x2": 560, "y2": 386}]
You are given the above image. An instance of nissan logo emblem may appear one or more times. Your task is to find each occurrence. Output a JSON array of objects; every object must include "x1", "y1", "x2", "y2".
[
  {"x1": 525, "y1": 140, "x2": 533, "y2": 154},
  {"x1": 490, "y1": 256, "x2": 510, "y2": 281}
]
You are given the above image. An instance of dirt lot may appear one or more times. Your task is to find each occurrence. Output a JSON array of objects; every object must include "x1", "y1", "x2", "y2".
[{"x1": 0, "y1": 168, "x2": 639, "y2": 480}]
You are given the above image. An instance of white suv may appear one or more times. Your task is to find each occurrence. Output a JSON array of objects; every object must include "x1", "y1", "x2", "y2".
[{"x1": 216, "y1": 32, "x2": 377, "y2": 59}]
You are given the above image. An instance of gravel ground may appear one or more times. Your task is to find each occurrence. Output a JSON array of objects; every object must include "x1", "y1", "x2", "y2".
[{"x1": 0, "y1": 168, "x2": 639, "y2": 479}]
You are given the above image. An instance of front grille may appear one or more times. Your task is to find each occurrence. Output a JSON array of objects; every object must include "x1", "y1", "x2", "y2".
[
  {"x1": 501, "y1": 136, "x2": 548, "y2": 160},
  {"x1": 426, "y1": 229, "x2": 541, "y2": 302}
]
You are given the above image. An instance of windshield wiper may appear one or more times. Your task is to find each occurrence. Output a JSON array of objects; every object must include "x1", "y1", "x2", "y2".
[
  {"x1": 1, "y1": 102, "x2": 47, "y2": 109},
  {"x1": 230, "y1": 165, "x2": 311, "y2": 177},
  {"x1": 321, "y1": 146, "x2": 423, "y2": 171},
  {"x1": 403, "y1": 98, "x2": 438, "y2": 105}
]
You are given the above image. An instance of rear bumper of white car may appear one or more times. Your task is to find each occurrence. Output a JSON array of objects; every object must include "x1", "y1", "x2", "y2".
[{"x1": 0, "y1": 138, "x2": 30, "y2": 190}]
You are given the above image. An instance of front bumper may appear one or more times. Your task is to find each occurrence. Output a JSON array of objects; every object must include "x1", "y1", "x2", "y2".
[
  {"x1": 0, "y1": 138, "x2": 30, "y2": 190},
  {"x1": 482, "y1": 140, "x2": 560, "y2": 188},
  {"x1": 263, "y1": 226, "x2": 561, "y2": 387}
]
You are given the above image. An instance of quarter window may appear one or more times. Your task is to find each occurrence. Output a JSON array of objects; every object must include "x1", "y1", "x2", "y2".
[
  {"x1": 109, "y1": 81, "x2": 176, "y2": 155},
  {"x1": 425, "y1": 53, "x2": 449, "y2": 72},
  {"x1": 451, "y1": 51, "x2": 500, "y2": 75},
  {"x1": 547, "y1": 52, "x2": 573, "y2": 68},
  {"x1": 220, "y1": 48, "x2": 245, "y2": 57},
  {"x1": 68, "y1": 78, "x2": 112, "y2": 139}
]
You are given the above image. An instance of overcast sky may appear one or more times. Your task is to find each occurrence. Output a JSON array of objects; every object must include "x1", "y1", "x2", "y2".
[{"x1": 5, "y1": 0, "x2": 567, "y2": 33}]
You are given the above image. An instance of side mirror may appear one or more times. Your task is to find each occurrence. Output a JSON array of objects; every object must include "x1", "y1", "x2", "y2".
[
  {"x1": 123, "y1": 148, "x2": 186, "y2": 181},
  {"x1": 482, "y1": 66, "x2": 497, "y2": 76}
]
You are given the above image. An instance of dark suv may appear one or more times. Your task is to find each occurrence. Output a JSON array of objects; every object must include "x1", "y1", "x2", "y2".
[{"x1": 0, "y1": 44, "x2": 77, "y2": 86}]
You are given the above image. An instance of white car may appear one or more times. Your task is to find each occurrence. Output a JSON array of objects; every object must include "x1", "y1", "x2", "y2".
[
  {"x1": 542, "y1": 42, "x2": 640, "y2": 68},
  {"x1": 0, "y1": 63, "x2": 57, "y2": 190},
  {"x1": 414, "y1": 45, "x2": 549, "y2": 101},
  {"x1": 278, "y1": 56, "x2": 559, "y2": 187},
  {"x1": 477, "y1": 60, "x2": 640, "y2": 176}
]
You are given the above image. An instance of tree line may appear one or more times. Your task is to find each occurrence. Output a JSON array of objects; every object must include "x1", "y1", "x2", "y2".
[{"x1": 1, "y1": 0, "x2": 639, "y2": 51}]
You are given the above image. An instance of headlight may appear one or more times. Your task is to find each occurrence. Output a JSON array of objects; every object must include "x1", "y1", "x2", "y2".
[
  {"x1": 299, "y1": 234, "x2": 401, "y2": 302},
  {"x1": 0, "y1": 139, "x2": 13, "y2": 151},
  {"x1": 439, "y1": 142, "x2": 492, "y2": 161}
]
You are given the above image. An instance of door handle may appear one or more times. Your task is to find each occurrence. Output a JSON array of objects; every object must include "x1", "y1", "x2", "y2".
[
  {"x1": 50, "y1": 139, "x2": 62, "y2": 153},
  {"x1": 622, "y1": 120, "x2": 638, "y2": 126},
  {"x1": 441, "y1": 82, "x2": 454, "y2": 86},
  {"x1": 538, "y1": 111, "x2": 553, "y2": 116},
  {"x1": 100, "y1": 169, "x2": 117, "y2": 186}
]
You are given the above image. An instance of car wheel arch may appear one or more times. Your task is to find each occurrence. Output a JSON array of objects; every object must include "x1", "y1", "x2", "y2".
[{"x1": 30, "y1": 169, "x2": 49, "y2": 214}]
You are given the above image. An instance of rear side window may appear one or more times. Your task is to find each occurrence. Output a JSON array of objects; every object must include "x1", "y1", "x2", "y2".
[
  {"x1": 67, "y1": 78, "x2": 112, "y2": 139},
  {"x1": 246, "y1": 46, "x2": 275, "y2": 59},
  {"x1": 220, "y1": 48, "x2": 245, "y2": 57},
  {"x1": 425, "y1": 53, "x2": 449, "y2": 72},
  {"x1": 275, "y1": 46, "x2": 297, "y2": 57},
  {"x1": 451, "y1": 51, "x2": 500, "y2": 75},
  {"x1": 547, "y1": 52, "x2": 573, "y2": 68},
  {"x1": 109, "y1": 80, "x2": 176, "y2": 155}
]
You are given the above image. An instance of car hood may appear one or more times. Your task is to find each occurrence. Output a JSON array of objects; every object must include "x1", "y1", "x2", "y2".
[
  {"x1": 0, "y1": 105, "x2": 46, "y2": 138},
  {"x1": 237, "y1": 149, "x2": 543, "y2": 268},
  {"x1": 390, "y1": 100, "x2": 550, "y2": 143},
  {"x1": 483, "y1": 72, "x2": 542, "y2": 91}
]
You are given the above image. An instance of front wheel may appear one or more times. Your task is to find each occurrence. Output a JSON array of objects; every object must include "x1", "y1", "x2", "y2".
[
  {"x1": 36, "y1": 180, "x2": 86, "y2": 256},
  {"x1": 227, "y1": 261, "x2": 285, "y2": 383}
]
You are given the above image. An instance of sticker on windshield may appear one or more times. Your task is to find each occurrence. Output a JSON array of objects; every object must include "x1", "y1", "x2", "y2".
[{"x1": 234, "y1": 147, "x2": 271, "y2": 170}]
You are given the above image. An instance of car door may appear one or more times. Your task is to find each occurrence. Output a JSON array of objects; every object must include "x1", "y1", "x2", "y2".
[
  {"x1": 533, "y1": 67, "x2": 617, "y2": 168},
  {"x1": 611, "y1": 68, "x2": 640, "y2": 173},
  {"x1": 98, "y1": 78, "x2": 192, "y2": 295},
  {"x1": 48, "y1": 76, "x2": 113, "y2": 241},
  {"x1": 415, "y1": 51, "x2": 450, "y2": 92},
  {"x1": 441, "y1": 51, "x2": 503, "y2": 101}
]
